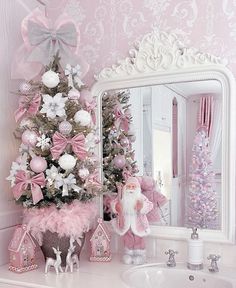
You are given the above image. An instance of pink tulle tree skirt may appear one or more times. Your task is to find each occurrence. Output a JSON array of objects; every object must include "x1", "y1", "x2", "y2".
[{"x1": 23, "y1": 200, "x2": 98, "y2": 264}]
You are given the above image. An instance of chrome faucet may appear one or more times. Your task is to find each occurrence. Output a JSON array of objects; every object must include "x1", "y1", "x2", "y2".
[
  {"x1": 165, "y1": 249, "x2": 178, "y2": 267},
  {"x1": 207, "y1": 254, "x2": 220, "y2": 272}
]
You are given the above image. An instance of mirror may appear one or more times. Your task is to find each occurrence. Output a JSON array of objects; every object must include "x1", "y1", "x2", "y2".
[
  {"x1": 102, "y1": 80, "x2": 222, "y2": 230},
  {"x1": 92, "y1": 30, "x2": 235, "y2": 243}
]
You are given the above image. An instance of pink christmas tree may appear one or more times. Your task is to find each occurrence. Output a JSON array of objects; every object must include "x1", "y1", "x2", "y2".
[
  {"x1": 7, "y1": 55, "x2": 101, "y2": 210},
  {"x1": 186, "y1": 127, "x2": 219, "y2": 229},
  {"x1": 6, "y1": 55, "x2": 102, "y2": 256},
  {"x1": 102, "y1": 90, "x2": 138, "y2": 220}
]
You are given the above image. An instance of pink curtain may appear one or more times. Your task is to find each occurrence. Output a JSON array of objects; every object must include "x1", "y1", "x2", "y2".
[
  {"x1": 197, "y1": 95, "x2": 214, "y2": 136},
  {"x1": 172, "y1": 97, "x2": 178, "y2": 178}
]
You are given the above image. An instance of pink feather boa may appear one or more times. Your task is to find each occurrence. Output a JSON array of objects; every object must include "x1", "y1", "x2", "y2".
[{"x1": 23, "y1": 200, "x2": 97, "y2": 245}]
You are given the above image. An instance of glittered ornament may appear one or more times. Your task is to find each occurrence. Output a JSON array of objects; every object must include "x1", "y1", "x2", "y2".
[
  {"x1": 74, "y1": 110, "x2": 91, "y2": 126},
  {"x1": 120, "y1": 137, "x2": 129, "y2": 148},
  {"x1": 42, "y1": 70, "x2": 60, "y2": 88},
  {"x1": 78, "y1": 168, "x2": 89, "y2": 179},
  {"x1": 30, "y1": 156, "x2": 47, "y2": 173},
  {"x1": 19, "y1": 81, "x2": 31, "y2": 94},
  {"x1": 68, "y1": 88, "x2": 80, "y2": 101},
  {"x1": 19, "y1": 118, "x2": 34, "y2": 129},
  {"x1": 59, "y1": 121, "x2": 72, "y2": 135},
  {"x1": 113, "y1": 155, "x2": 126, "y2": 169},
  {"x1": 58, "y1": 154, "x2": 76, "y2": 170},
  {"x1": 21, "y1": 130, "x2": 38, "y2": 147}
]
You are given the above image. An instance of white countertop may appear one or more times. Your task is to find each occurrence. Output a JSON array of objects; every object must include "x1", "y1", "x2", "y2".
[
  {"x1": 0, "y1": 253, "x2": 130, "y2": 288},
  {"x1": 1, "y1": 253, "x2": 236, "y2": 288}
]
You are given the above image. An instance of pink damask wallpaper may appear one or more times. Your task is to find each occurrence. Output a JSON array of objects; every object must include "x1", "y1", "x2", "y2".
[
  {"x1": 63, "y1": 0, "x2": 236, "y2": 85},
  {"x1": 1, "y1": 0, "x2": 235, "y2": 207}
]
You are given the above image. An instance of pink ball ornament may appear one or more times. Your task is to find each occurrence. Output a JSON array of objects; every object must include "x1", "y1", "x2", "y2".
[
  {"x1": 19, "y1": 118, "x2": 34, "y2": 129},
  {"x1": 19, "y1": 81, "x2": 31, "y2": 94},
  {"x1": 129, "y1": 135, "x2": 136, "y2": 143},
  {"x1": 94, "y1": 135, "x2": 100, "y2": 145},
  {"x1": 22, "y1": 130, "x2": 38, "y2": 147},
  {"x1": 68, "y1": 88, "x2": 80, "y2": 101},
  {"x1": 30, "y1": 156, "x2": 47, "y2": 173},
  {"x1": 59, "y1": 121, "x2": 72, "y2": 135},
  {"x1": 78, "y1": 168, "x2": 89, "y2": 179},
  {"x1": 113, "y1": 155, "x2": 126, "y2": 169},
  {"x1": 133, "y1": 165, "x2": 139, "y2": 173},
  {"x1": 120, "y1": 137, "x2": 129, "y2": 148}
]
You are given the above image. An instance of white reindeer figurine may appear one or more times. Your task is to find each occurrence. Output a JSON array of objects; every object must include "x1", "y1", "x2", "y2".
[
  {"x1": 45, "y1": 247, "x2": 63, "y2": 275},
  {"x1": 65, "y1": 237, "x2": 79, "y2": 273}
]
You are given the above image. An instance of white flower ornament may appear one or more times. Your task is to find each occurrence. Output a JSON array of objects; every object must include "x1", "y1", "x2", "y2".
[
  {"x1": 7, "y1": 153, "x2": 28, "y2": 186},
  {"x1": 40, "y1": 93, "x2": 67, "y2": 119},
  {"x1": 46, "y1": 165, "x2": 61, "y2": 187}
]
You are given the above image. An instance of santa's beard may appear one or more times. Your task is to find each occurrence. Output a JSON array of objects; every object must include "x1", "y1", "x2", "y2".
[{"x1": 121, "y1": 188, "x2": 141, "y2": 215}]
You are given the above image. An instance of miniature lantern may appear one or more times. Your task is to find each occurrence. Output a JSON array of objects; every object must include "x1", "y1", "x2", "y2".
[
  {"x1": 8, "y1": 224, "x2": 37, "y2": 273},
  {"x1": 90, "y1": 218, "x2": 111, "y2": 262}
]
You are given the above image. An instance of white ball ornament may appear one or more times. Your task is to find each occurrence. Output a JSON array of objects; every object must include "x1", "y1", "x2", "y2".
[
  {"x1": 74, "y1": 110, "x2": 91, "y2": 126},
  {"x1": 59, "y1": 121, "x2": 72, "y2": 135},
  {"x1": 42, "y1": 70, "x2": 60, "y2": 88},
  {"x1": 58, "y1": 154, "x2": 76, "y2": 170}
]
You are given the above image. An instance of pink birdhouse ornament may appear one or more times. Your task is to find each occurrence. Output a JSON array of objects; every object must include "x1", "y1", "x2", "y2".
[
  {"x1": 8, "y1": 225, "x2": 37, "y2": 273},
  {"x1": 90, "y1": 218, "x2": 111, "y2": 262}
]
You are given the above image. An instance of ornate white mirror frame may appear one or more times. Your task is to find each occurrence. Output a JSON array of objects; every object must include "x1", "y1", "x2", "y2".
[{"x1": 91, "y1": 30, "x2": 236, "y2": 244}]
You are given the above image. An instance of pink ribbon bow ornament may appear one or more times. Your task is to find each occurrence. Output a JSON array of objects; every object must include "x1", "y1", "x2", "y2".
[
  {"x1": 50, "y1": 131, "x2": 87, "y2": 160},
  {"x1": 14, "y1": 94, "x2": 41, "y2": 122},
  {"x1": 12, "y1": 170, "x2": 45, "y2": 205}
]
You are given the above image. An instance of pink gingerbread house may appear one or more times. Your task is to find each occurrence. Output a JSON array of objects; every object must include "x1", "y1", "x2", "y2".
[
  {"x1": 8, "y1": 224, "x2": 37, "y2": 273},
  {"x1": 90, "y1": 218, "x2": 111, "y2": 262}
]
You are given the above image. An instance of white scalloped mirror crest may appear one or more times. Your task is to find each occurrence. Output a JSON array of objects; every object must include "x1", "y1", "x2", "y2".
[{"x1": 92, "y1": 30, "x2": 236, "y2": 243}]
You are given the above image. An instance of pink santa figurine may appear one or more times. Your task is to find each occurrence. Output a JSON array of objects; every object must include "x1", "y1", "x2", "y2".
[{"x1": 111, "y1": 177, "x2": 153, "y2": 265}]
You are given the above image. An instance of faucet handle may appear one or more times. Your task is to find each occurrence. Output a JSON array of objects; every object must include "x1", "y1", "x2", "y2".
[
  {"x1": 165, "y1": 249, "x2": 178, "y2": 267},
  {"x1": 207, "y1": 254, "x2": 221, "y2": 261},
  {"x1": 165, "y1": 249, "x2": 178, "y2": 256},
  {"x1": 207, "y1": 254, "x2": 220, "y2": 273}
]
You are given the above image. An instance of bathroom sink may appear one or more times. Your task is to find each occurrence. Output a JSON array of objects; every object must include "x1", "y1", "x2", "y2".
[{"x1": 121, "y1": 263, "x2": 235, "y2": 288}]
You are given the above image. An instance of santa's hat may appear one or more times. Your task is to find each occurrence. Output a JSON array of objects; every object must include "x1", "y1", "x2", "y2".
[{"x1": 125, "y1": 177, "x2": 140, "y2": 187}]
